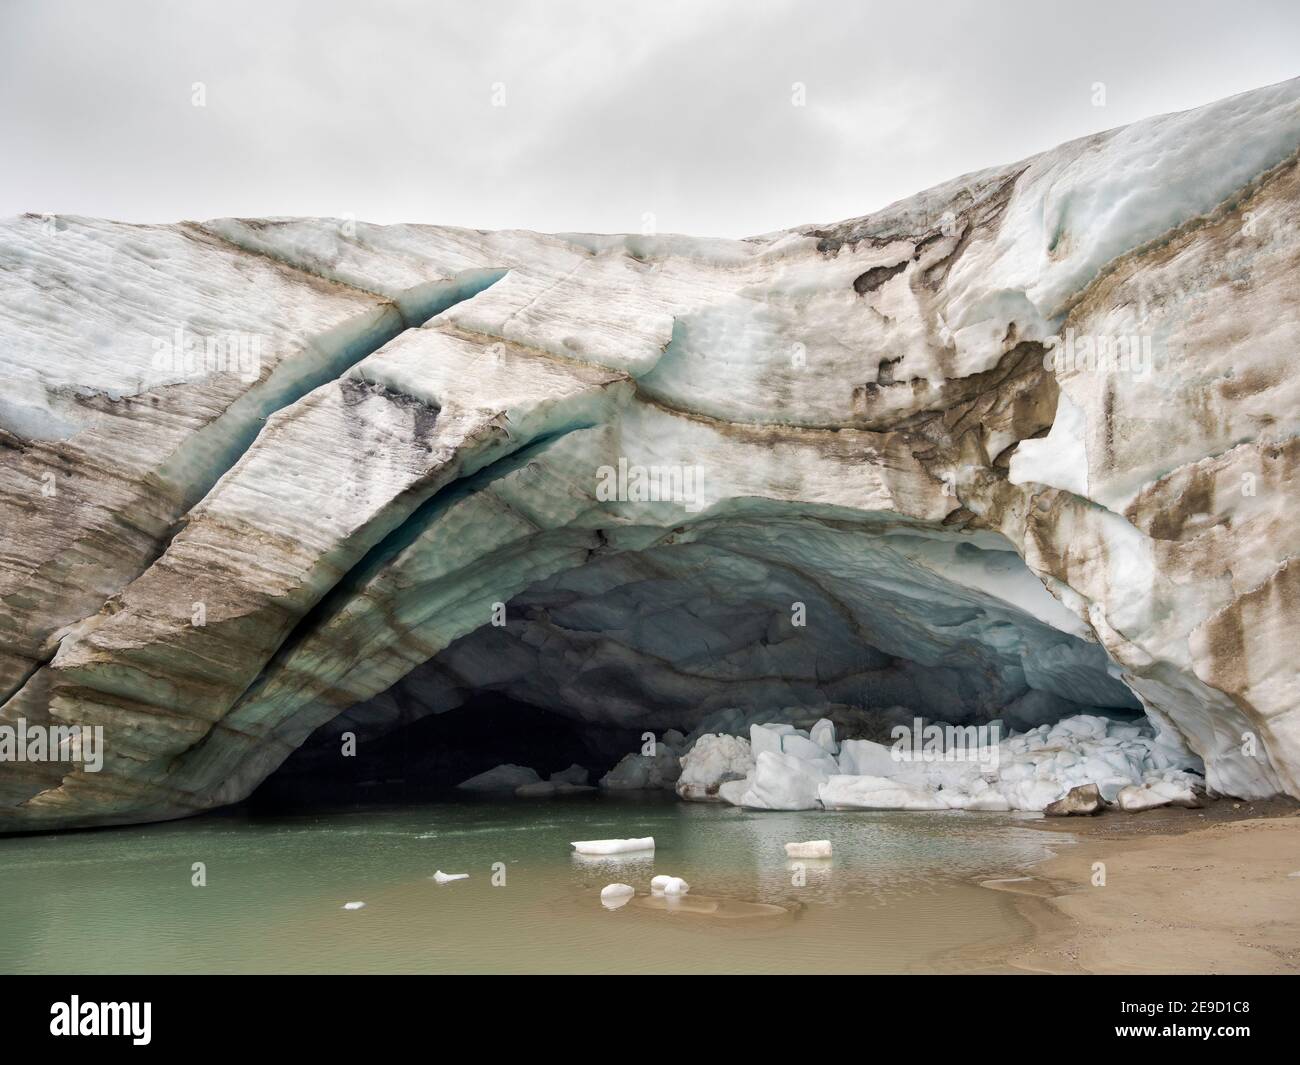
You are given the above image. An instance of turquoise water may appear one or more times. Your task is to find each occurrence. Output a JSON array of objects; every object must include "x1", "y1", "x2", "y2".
[{"x1": 0, "y1": 795, "x2": 1060, "y2": 974}]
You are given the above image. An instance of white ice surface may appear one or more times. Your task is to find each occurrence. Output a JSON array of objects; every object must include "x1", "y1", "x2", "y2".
[
  {"x1": 571, "y1": 837, "x2": 656, "y2": 855},
  {"x1": 685, "y1": 713, "x2": 1203, "y2": 812},
  {"x1": 1008, "y1": 391, "x2": 1088, "y2": 497},
  {"x1": 946, "y1": 78, "x2": 1300, "y2": 329},
  {"x1": 676, "y1": 733, "x2": 753, "y2": 801},
  {"x1": 599, "y1": 883, "x2": 636, "y2": 908},
  {"x1": 433, "y1": 871, "x2": 468, "y2": 884}
]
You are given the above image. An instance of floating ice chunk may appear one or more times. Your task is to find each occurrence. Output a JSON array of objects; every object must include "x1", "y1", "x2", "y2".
[
  {"x1": 571, "y1": 837, "x2": 655, "y2": 855},
  {"x1": 650, "y1": 874, "x2": 690, "y2": 895},
  {"x1": 433, "y1": 870, "x2": 469, "y2": 883},
  {"x1": 342, "y1": 901, "x2": 366, "y2": 910},
  {"x1": 600, "y1": 883, "x2": 635, "y2": 909},
  {"x1": 784, "y1": 840, "x2": 832, "y2": 859},
  {"x1": 457, "y1": 764, "x2": 542, "y2": 791}
]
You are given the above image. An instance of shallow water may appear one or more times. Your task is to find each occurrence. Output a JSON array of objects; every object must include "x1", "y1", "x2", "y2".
[{"x1": 0, "y1": 794, "x2": 1062, "y2": 974}]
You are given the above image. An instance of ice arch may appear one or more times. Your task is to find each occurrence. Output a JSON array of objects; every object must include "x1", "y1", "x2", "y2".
[
  {"x1": 256, "y1": 502, "x2": 1146, "y2": 797},
  {"x1": 3, "y1": 78, "x2": 1298, "y2": 828}
]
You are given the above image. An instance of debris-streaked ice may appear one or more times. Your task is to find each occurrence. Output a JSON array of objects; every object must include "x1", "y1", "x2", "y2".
[
  {"x1": 676, "y1": 733, "x2": 753, "y2": 802},
  {"x1": 3, "y1": 79, "x2": 1298, "y2": 832}
]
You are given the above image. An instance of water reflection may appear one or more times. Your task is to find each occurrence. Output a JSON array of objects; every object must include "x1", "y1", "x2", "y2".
[{"x1": 0, "y1": 797, "x2": 1059, "y2": 974}]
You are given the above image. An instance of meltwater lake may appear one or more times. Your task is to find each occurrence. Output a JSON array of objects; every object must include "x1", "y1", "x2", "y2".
[{"x1": 0, "y1": 795, "x2": 1063, "y2": 974}]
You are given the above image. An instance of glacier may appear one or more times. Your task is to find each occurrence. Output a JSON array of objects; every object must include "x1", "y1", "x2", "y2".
[{"x1": 1, "y1": 78, "x2": 1298, "y2": 829}]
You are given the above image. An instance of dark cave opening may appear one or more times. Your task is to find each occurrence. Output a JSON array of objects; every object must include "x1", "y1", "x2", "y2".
[
  {"x1": 247, "y1": 692, "x2": 655, "y2": 810},
  {"x1": 248, "y1": 522, "x2": 1147, "y2": 811}
]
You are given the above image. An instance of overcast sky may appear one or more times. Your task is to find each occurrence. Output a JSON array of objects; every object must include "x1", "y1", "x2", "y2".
[{"x1": 1, "y1": 0, "x2": 1297, "y2": 237}]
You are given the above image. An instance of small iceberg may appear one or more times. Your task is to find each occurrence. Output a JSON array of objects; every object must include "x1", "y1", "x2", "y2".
[
  {"x1": 784, "y1": 840, "x2": 832, "y2": 859},
  {"x1": 432, "y1": 870, "x2": 469, "y2": 884},
  {"x1": 650, "y1": 874, "x2": 690, "y2": 896},
  {"x1": 570, "y1": 836, "x2": 655, "y2": 855},
  {"x1": 600, "y1": 883, "x2": 635, "y2": 910},
  {"x1": 342, "y1": 901, "x2": 366, "y2": 910}
]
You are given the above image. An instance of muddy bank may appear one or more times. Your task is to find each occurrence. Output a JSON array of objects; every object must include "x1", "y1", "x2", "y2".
[{"x1": 978, "y1": 800, "x2": 1300, "y2": 974}]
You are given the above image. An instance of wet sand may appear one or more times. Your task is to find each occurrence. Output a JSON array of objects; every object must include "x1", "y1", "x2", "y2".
[{"x1": 978, "y1": 800, "x2": 1300, "y2": 974}]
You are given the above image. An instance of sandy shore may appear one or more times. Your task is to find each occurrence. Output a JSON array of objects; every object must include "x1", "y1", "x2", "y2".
[{"x1": 978, "y1": 801, "x2": 1300, "y2": 974}]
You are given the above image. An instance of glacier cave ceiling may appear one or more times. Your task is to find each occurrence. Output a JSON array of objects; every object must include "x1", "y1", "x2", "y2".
[{"x1": 258, "y1": 508, "x2": 1144, "y2": 801}]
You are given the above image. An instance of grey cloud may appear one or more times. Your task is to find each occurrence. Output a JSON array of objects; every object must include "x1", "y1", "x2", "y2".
[{"x1": 0, "y1": 0, "x2": 1297, "y2": 236}]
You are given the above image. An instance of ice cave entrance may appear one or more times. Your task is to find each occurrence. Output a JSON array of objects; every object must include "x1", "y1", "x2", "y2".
[{"x1": 252, "y1": 516, "x2": 1145, "y2": 804}]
